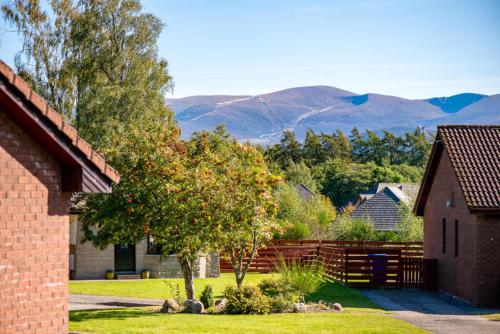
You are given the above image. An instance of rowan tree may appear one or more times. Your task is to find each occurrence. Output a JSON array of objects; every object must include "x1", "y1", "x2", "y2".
[
  {"x1": 208, "y1": 131, "x2": 281, "y2": 288},
  {"x1": 81, "y1": 125, "x2": 224, "y2": 300}
]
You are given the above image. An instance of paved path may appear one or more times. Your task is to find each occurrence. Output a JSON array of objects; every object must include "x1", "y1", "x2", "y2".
[
  {"x1": 70, "y1": 294, "x2": 163, "y2": 311},
  {"x1": 362, "y1": 289, "x2": 500, "y2": 334}
]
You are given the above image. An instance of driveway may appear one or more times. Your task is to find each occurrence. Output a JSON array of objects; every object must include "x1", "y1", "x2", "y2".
[
  {"x1": 362, "y1": 289, "x2": 500, "y2": 334},
  {"x1": 70, "y1": 294, "x2": 163, "y2": 311}
]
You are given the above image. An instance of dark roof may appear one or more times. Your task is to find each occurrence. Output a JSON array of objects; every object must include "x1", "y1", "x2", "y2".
[
  {"x1": 414, "y1": 125, "x2": 500, "y2": 215},
  {"x1": 351, "y1": 187, "x2": 404, "y2": 231},
  {"x1": 0, "y1": 60, "x2": 119, "y2": 192},
  {"x1": 357, "y1": 183, "x2": 419, "y2": 204},
  {"x1": 295, "y1": 184, "x2": 315, "y2": 200}
]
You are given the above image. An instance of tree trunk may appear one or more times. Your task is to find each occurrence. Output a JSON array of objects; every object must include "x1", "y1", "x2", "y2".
[
  {"x1": 235, "y1": 270, "x2": 244, "y2": 289},
  {"x1": 232, "y1": 230, "x2": 259, "y2": 289},
  {"x1": 179, "y1": 256, "x2": 195, "y2": 300}
]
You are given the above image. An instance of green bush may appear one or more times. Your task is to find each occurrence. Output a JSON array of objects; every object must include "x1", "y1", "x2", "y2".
[
  {"x1": 274, "y1": 256, "x2": 324, "y2": 299},
  {"x1": 395, "y1": 202, "x2": 423, "y2": 241},
  {"x1": 269, "y1": 294, "x2": 295, "y2": 313},
  {"x1": 273, "y1": 183, "x2": 336, "y2": 240},
  {"x1": 223, "y1": 285, "x2": 271, "y2": 315},
  {"x1": 332, "y1": 215, "x2": 375, "y2": 241},
  {"x1": 199, "y1": 284, "x2": 214, "y2": 309},
  {"x1": 258, "y1": 277, "x2": 300, "y2": 312},
  {"x1": 258, "y1": 277, "x2": 289, "y2": 297}
]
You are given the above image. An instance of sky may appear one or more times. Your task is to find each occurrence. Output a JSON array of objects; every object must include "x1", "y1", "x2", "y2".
[{"x1": 1, "y1": 0, "x2": 499, "y2": 99}]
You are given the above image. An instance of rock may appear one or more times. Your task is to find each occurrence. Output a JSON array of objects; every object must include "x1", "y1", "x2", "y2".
[
  {"x1": 161, "y1": 298, "x2": 180, "y2": 313},
  {"x1": 184, "y1": 299, "x2": 205, "y2": 314},
  {"x1": 214, "y1": 298, "x2": 227, "y2": 313},
  {"x1": 293, "y1": 302, "x2": 304, "y2": 313},
  {"x1": 332, "y1": 303, "x2": 343, "y2": 312},
  {"x1": 293, "y1": 302, "x2": 327, "y2": 313}
]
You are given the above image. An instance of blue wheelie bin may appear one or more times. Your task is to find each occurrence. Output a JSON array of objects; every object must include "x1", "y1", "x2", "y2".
[{"x1": 368, "y1": 253, "x2": 388, "y2": 285}]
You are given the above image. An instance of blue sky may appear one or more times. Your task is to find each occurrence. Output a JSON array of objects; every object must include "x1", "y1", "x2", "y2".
[{"x1": 1, "y1": 0, "x2": 499, "y2": 98}]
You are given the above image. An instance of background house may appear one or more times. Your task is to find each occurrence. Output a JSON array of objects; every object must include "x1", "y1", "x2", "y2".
[
  {"x1": 295, "y1": 183, "x2": 315, "y2": 200},
  {"x1": 414, "y1": 125, "x2": 500, "y2": 306},
  {"x1": 70, "y1": 214, "x2": 220, "y2": 280},
  {"x1": 351, "y1": 183, "x2": 419, "y2": 231},
  {"x1": 0, "y1": 60, "x2": 118, "y2": 332}
]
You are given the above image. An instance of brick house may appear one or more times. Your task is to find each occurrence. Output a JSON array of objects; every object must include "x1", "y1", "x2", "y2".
[
  {"x1": 414, "y1": 125, "x2": 500, "y2": 306},
  {"x1": 0, "y1": 60, "x2": 119, "y2": 333}
]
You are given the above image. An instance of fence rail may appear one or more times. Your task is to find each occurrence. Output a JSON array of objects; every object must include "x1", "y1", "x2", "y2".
[{"x1": 219, "y1": 240, "x2": 424, "y2": 288}]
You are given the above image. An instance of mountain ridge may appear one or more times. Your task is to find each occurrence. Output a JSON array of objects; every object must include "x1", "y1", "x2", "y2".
[{"x1": 166, "y1": 86, "x2": 500, "y2": 143}]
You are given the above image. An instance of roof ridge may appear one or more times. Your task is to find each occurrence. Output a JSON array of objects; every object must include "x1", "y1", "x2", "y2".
[
  {"x1": 0, "y1": 59, "x2": 119, "y2": 184},
  {"x1": 438, "y1": 124, "x2": 500, "y2": 129}
]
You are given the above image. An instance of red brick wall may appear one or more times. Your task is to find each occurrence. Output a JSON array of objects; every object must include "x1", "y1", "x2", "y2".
[
  {"x1": 423, "y1": 150, "x2": 479, "y2": 304},
  {"x1": 0, "y1": 111, "x2": 71, "y2": 333},
  {"x1": 476, "y1": 214, "x2": 500, "y2": 306}
]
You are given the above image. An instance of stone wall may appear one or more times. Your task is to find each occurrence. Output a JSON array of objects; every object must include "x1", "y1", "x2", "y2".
[
  {"x1": 74, "y1": 218, "x2": 114, "y2": 280},
  {"x1": 144, "y1": 253, "x2": 220, "y2": 279},
  {"x1": 73, "y1": 219, "x2": 221, "y2": 279}
]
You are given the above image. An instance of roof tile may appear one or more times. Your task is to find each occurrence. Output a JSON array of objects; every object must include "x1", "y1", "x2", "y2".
[
  {"x1": 61, "y1": 122, "x2": 78, "y2": 144},
  {"x1": 29, "y1": 91, "x2": 48, "y2": 115},
  {"x1": 13, "y1": 75, "x2": 31, "y2": 98},
  {"x1": 439, "y1": 125, "x2": 500, "y2": 209}
]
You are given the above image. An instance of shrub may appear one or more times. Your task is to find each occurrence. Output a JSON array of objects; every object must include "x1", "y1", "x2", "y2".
[
  {"x1": 395, "y1": 201, "x2": 423, "y2": 241},
  {"x1": 273, "y1": 183, "x2": 336, "y2": 240},
  {"x1": 258, "y1": 277, "x2": 301, "y2": 313},
  {"x1": 332, "y1": 215, "x2": 375, "y2": 241},
  {"x1": 258, "y1": 277, "x2": 289, "y2": 297},
  {"x1": 274, "y1": 256, "x2": 324, "y2": 299},
  {"x1": 223, "y1": 285, "x2": 271, "y2": 315},
  {"x1": 199, "y1": 284, "x2": 214, "y2": 309},
  {"x1": 269, "y1": 294, "x2": 295, "y2": 313},
  {"x1": 165, "y1": 282, "x2": 185, "y2": 305}
]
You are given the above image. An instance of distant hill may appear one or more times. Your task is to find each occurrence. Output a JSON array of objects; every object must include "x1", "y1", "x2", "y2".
[{"x1": 166, "y1": 86, "x2": 500, "y2": 144}]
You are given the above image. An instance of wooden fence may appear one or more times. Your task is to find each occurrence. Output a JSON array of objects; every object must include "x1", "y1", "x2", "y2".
[{"x1": 219, "y1": 240, "x2": 424, "y2": 288}]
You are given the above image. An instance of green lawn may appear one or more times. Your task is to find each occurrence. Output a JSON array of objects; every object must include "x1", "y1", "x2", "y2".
[
  {"x1": 70, "y1": 273, "x2": 278, "y2": 300},
  {"x1": 69, "y1": 308, "x2": 426, "y2": 334},
  {"x1": 69, "y1": 273, "x2": 427, "y2": 333},
  {"x1": 70, "y1": 273, "x2": 379, "y2": 310}
]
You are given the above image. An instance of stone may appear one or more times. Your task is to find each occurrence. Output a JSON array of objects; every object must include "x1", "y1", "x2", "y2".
[
  {"x1": 214, "y1": 298, "x2": 227, "y2": 313},
  {"x1": 332, "y1": 303, "x2": 343, "y2": 312},
  {"x1": 161, "y1": 298, "x2": 180, "y2": 314},
  {"x1": 293, "y1": 302, "x2": 328, "y2": 313},
  {"x1": 184, "y1": 299, "x2": 205, "y2": 314}
]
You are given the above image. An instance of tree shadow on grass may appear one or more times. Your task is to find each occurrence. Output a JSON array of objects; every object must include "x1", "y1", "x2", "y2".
[
  {"x1": 70, "y1": 308, "x2": 159, "y2": 322},
  {"x1": 305, "y1": 280, "x2": 383, "y2": 310}
]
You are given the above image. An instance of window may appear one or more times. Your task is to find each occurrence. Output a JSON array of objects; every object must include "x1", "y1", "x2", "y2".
[
  {"x1": 147, "y1": 234, "x2": 162, "y2": 255},
  {"x1": 147, "y1": 234, "x2": 174, "y2": 255},
  {"x1": 454, "y1": 220, "x2": 459, "y2": 257},
  {"x1": 442, "y1": 218, "x2": 446, "y2": 254}
]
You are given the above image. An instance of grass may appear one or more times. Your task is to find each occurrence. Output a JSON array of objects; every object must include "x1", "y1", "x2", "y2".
[
  {"x1": 69, "y1": 308, "x2": 427, "y2": 334},
  {"x1": 69, "y1": 273, "x2": 426, "y2": 333},
  {"x1": 482, "y1": 313, "x2": 500, "y2": 321},
  {"x1": 70, "y1": 273, "x2": 277, "y2": 300},
  {"x1": 70, "y1": 273, "x2": 379, "y2": 311}
]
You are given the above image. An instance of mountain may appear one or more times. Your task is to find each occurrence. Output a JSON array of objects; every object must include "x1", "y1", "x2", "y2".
[{"x1": 166, "y1": 86, "x2": 500, "y2": 144}]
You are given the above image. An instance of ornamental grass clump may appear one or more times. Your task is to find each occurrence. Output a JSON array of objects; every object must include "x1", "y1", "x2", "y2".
[{"x1": 273, "y1": 255, "x2": 324, "y2": 300}]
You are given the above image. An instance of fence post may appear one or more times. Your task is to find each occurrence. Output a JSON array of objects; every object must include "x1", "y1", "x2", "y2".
[
  {"x1": 398, "y1": 249, "x2": 403, "y2": 289},
  {"x1": 344, "y1": 250, "x2": 349, "y2": 286}
]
